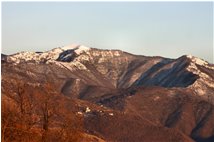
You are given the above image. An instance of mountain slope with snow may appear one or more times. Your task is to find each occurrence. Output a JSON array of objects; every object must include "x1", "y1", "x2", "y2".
[
  {"x1": 2, "y1": 44, "x2": 214, "y2": 142},
  {"x1": 3, "y1": 44, "x2": 214, "y2": 101}
]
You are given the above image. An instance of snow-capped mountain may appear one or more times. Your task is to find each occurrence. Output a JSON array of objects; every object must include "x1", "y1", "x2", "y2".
[
  {"x1": 2, "y1": 44, "x2": 214, "y2": 142},
  {"x1": 6, "y1": 44, "x2": 90, "y2": 63},
  {"x1": 3, "y1": 44, "x2": 214, "y2": 101}
]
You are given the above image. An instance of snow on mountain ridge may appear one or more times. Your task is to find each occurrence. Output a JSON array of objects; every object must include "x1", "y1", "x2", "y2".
[
  {"x1": 61, "y1": 44, "x2": 79, "y2": 50},
  {"x1": 4, "y1": 47, "x2": 214, "y2": 101},
  {"x1": 185, "y1": 55, "x2": 214, "y2": 70},
  {"x1": 61, "y1": 44, "x2": 90, "y2": 55},
  {"x1": 7, "y1": 44, "x2": 91, "y2": 64},
  {"x1": 185, "y1": 55, "x2": 214, "y2": 96},
  {"x1": 186, "y1": 55, "x2": 208, "y2": 66}
]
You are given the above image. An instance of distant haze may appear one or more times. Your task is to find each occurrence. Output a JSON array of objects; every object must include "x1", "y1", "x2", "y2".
[{"x1": 2, "y1": 2, "x2": 213, "y2": 63}]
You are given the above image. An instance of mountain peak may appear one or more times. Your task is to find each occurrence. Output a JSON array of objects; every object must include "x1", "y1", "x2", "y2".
[
  {"x1": 6, "y1": 44, "x2": 91, "y2": 64},
  {"x1": 50, "y1": 44, "x2": 91, "y2": 55},
  {"x1": 61, "y1": 44, "x2": 91, "y2": 54},
  {"x1": 185, "y1": 54, "x2": 208, "y2": 66},
  {"x1": 54, "y1": 44, "x2": 91, "y2": 62},
  {"x1": 61, "y1": 44, "x2": 79, "y2": 50}
]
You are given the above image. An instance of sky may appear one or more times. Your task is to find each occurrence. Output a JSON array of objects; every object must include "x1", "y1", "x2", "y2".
[{"x1": 2, "y1": 2, "x2": 214, "y2": 63}]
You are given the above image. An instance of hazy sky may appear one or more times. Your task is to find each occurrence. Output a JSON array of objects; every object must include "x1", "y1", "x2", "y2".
[{"x1": 2, "y1": 2, "x2": 213, "y2": 63}]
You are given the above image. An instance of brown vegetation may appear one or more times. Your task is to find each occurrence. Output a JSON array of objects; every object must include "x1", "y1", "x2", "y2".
[{"x1": 2, "y1": 82, "x2": 83, "y2": 142}]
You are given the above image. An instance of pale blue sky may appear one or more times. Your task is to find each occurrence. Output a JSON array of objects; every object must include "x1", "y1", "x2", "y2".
[{"x1": 2, "y1": 2, "x2": 213, "y2": 63}]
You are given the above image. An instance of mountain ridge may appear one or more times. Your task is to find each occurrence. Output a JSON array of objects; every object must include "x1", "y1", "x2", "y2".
[
  {"x1": 2, "y1": 44, "x2": 214, "y2": 142},
  {"x1": 2, "y1": 45, "x2": 214, "y2": 101}
]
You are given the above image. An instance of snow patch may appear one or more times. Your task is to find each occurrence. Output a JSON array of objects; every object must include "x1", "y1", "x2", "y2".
[
  {"x1": 114, "y1": 51, "x2": 121, "y2": 56},
  {"x1": 75, "y1": 45, "x2": 90, "y2": 55},
  {"x1": 61, "y1": 44, "x2": 79, "y2": 50},
  {"x1": 74, "y1": 54, "x2": 90, "y2": 62},
  {"x1": 187, "y1": 58, "x2": 214, "y2": 96},
  {"x1": 186, "y1": 55, "x2": 208, "y2": 66},
  {"x1": 61, "y1": 44, "x2": 90, "y2": 54},
  {"x1": 186, "y1": 55, "x2": 193, "y2": 58}
]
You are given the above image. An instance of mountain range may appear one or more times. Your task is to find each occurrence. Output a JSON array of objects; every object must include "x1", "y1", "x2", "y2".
[{"x1": 2, "y1": 44, "x2": 214, "y2": 142}]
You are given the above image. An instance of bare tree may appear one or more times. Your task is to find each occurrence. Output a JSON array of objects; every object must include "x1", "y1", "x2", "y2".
[
  {"x1": 33, "y1": 83, "x2": 57, "y2": 142},
  {"x1": 2, "y1": 82, "x2": 84, "y2": 142},
  {"x1": 2, "y1": 82, "x2": 39, "y2": 142}
]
